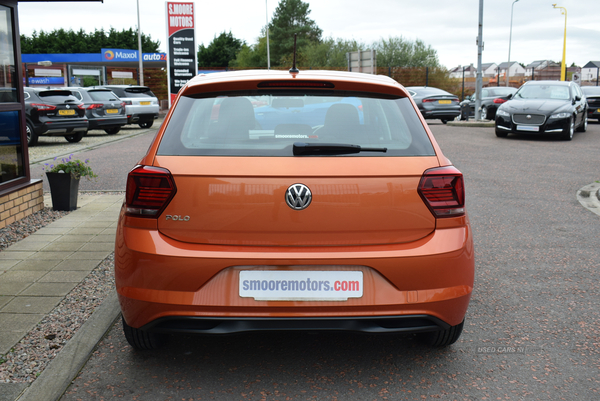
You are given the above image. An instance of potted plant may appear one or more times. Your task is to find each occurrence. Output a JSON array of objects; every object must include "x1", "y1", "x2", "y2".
[{"x1": 43, "y1": 154, "x2": 97, "y2": 211}]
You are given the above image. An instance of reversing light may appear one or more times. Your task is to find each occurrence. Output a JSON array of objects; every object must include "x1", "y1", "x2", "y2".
[
  {"x1": 418, "y1": 166, "x2": 465, "y2": 218},
  {"x1": 257, "y1": 81, "x2": 335, "y2": 88},
  {"x1": 125, "y1": 165, "x2": 176, "y2": 218}
]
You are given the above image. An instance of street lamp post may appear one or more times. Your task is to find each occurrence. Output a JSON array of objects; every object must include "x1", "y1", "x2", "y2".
[
  {"x1": 266, "y1": 0, "x2": 271, "y2": 70},
  {"x1": 552, "y1": 4, "x2": 567, "y2": 81},
  {"x1": 137, "y1": 0, "x2": 144, "y2": 85},
  {"x1": 506, "y1": 0, "x2": 519, "y2": 87}
]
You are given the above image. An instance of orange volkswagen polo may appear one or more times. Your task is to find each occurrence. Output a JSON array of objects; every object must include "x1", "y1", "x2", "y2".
[{"x1": 115, "y1": 69, "x2": 474, "y2": 349}]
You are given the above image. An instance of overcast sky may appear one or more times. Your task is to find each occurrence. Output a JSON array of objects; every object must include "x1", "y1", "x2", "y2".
[{"x1": 17, "y1": 0, "x2": 600, "y2": 69}]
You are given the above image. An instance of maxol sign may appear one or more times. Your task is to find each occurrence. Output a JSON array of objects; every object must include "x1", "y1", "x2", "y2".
[{"x1": 102, "y1": 48, "x2": 139, "y2": 62}]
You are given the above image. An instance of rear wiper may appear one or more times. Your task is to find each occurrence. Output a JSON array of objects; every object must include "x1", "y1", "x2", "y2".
[{"x1": 293, "y1": 142, "x2": 387, "y2": 156}]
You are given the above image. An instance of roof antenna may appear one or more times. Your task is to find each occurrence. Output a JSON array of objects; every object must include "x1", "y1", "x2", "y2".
[{"x1": 289, "y1": 33, "x2": 299, "y2": 74}]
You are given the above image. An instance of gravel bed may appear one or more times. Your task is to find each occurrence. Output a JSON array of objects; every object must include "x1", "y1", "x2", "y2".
[
  {"x1": 0, "y1": 208, "x2": 69, "y2": 252},
  {"x1": 0, "y1": 253, "x2": 115, "y2": 383},
  {"x1": 0, "y1": 193, "x2": 122, "y2": 383}
]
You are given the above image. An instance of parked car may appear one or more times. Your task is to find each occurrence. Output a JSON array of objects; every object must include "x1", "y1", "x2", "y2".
[
  {"x1": 581, "y1": 86, "x2": 600, "y2": 122},
  {"x1": 459, "y1": 86, "x2": 517, "y2": 120},
  {"x1": 406, "y1": 86, "x2": 460, "y2": 123},
  {"x1": 23, "y1": 87, "x2": 88, "y2": 146},
  {"x1": 97, "y1": 85, "x2": 159, "y2": 128},
  {"x1": 63, "y1": 87, "x2": 127, "y2": 135},
  {"x1": 115, "y1": 69, "x2": 475, "y2": 350},
  {"x1": 495, "y1": 80, "x2": 587, "y2": 140}
]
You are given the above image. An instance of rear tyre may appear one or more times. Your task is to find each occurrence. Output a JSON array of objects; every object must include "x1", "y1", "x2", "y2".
[
  {"x1": 139, "y1": 121, "x2": 153, "y2": 129},
  {"x1": 26, "y1": 122, "x2": 38, "y2": 147},
  {"x1": 65, "y1": 132, "x2": 84, "y2": 143},
  {"x1": 441, "y1": 119, "x2": 448, "y2": 124},
  {"x1": 122, "y1": 316, "x2": 165, "y2": 350},
  {"x1": 561, "y1": 116, "x2": 574, "y2": 140},
  {"x1": 495, "y1": 128, "x2": 508, "y2": 138},
  {"x1": 419, "y1": 320, "x2": 464, "y2": 347},
  {"x1": 104, "y1": 127, "x2": 120, "y2": 135}
]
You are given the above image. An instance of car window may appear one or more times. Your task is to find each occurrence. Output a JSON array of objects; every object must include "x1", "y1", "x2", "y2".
[
  {"x1": 37, "y1": 90, "x2": 81, "y2": 103},
  {"x1": 123, "y1": 88, "x2": 156, "y2": 98},
  {"x1": 88, "y1": 90, "x2": 119, "y2": 101},
  {"x1": 158, "y1": 92, "x2": 435, "y2": 157},
  {"x1": 582, "y1": 87, "x2": 600, "y2": 96},
  {"x1": 515, "y1": 85, "x2": 570, "y2": 100},
  {"x1": 70, "y1": 91, "x2": 83, "y2": 101}
]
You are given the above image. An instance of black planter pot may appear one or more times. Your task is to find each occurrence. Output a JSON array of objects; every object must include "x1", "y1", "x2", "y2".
[{"x1": 46, "y1": 172, "x2": 80, "y2": 211}]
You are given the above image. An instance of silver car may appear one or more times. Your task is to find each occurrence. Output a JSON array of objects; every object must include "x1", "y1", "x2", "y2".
[{"x1": 99, "y1": 85, "x2": 159, "y2": 128}]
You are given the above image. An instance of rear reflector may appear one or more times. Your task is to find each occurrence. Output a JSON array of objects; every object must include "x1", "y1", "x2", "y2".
[
  {"x1": 125, "y1": 166, "x2": 176, "y2": 217},
  {"x1": 418, "y1": 166, "x2": 465, "y2": 218},
  {"x1": 258, "y1": 81, "x2": 335, "y2": 88}
]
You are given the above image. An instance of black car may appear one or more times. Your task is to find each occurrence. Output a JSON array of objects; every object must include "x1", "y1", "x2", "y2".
[
  {"x1": 495, "y1": 80, "x2": 587, "y2": 140},
  {"x1": 65, "y1": 87, "x2": 127, "y2": 134},
  {"x1": 581, "y1": 86, "x2": 600, "y2": 122},
  {"x1": 459, "y1": 86, "x2": 517, "y2": 120},
  {"x1": 23, "y1": 88, "x2": 89, "y2": 146},
  {"x1": 406, "y1": 86, "x2": 460, "y2": 124}
]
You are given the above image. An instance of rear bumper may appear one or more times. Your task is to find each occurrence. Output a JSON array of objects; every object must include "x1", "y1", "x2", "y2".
[
  {"x1": 33, "y1": 120, "x2": 89, "y2": 135},
  {"x1": 87, "y1": 116, "x2": 127, "y2": 130},
  {"x1": 126, "y1": 113, "x2": 159, "y2": 124},
  {"x1": 115, "y1": 210, "x2": 475, "y2": 333}
]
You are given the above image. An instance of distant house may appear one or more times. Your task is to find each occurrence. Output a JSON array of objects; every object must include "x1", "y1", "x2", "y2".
[
  {"x1": 497, "y1": 61, "x2": 526, "y2": 78},
  {"x1": 481, "y1": 63, "x2": 498, "y2": 77},
  {"x1": 582, "y1": 61, "x2": 600, "y2": 82},
  {"x1": 449, "y1": 64, "x2": 476, "y2": 79},
  {"x1": 526, "y1": 60, "x2": 553, "y2": 77}
]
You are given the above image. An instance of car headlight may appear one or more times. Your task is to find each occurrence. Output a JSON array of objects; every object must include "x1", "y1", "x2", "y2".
[
  {"x1": 550, "y1": 112, "x2": 570, "y2": 119},
  {"x1": 496, "y1": 109, "x2": 510, "y2": 117}
]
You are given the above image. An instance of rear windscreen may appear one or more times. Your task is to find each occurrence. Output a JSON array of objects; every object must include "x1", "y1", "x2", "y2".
[
  {"x1": 88, "y1": 91, "x2": 119, "y2": 101},
  {"x1": 157, "y1": 92, "x2": 435, "y2": 157},
  {"x1": 37, "y1": 91, "x2": 80, "y2": 103},
  {"x1": 124, "y1": 88, "x2": 156, "y2": 98}
]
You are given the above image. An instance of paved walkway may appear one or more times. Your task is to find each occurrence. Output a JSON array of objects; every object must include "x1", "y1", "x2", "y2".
[{"x1": 0, "y1": 194, "x2": 122, "y2": 356}]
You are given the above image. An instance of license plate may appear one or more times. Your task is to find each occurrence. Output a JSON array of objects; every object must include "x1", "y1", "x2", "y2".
[
  {"x1": 140, "y1": 101, "x2": 151, "y2": 105},
  {"x1": 438, "y1": 100, "x2": 452, "y2": 104},
  {"x1": 517, "y1": 125, "x2": 539, "y2": 132},
  {"x1": 239, "y1": 270, "x2": 363, "y2": 301},
  {"x1": 58, "y1": 109, "x2": 75, "y2": 116},
  {"x1": 597, "y1": 108, "x2": 600, "y2": 113},
  {"x1": 106, "y1": 109, "x2": 118, "y2": 114}
]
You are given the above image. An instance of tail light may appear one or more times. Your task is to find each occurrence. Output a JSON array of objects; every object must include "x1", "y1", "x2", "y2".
[
  {"x1": 418, "y1": 166, "x2": 465, "y2": 218},
  {"x1": 122, "y1": 100, "x2": 133, "y2": 105},
  {"x1": 422, "y1": 98, "x2": 436, "y2": 103},
  {"x1": 87, "y1": 103, "x2": 104, "y2": 109},
  {"x1": 31, "y1": 103, "x2": 56, "y2": 111},
  {"x1": 125, "y1": 166, "x2": 176, "y2": 217},
  {"x1": 493, "y1": 98, "x2": 507, "y2": 104},
  {"x1": 121, "y1": 102, "x2": 127, "y2": 108},
  {"x1": 77, "y1": 104, "x2": 86, "y2": 110}
]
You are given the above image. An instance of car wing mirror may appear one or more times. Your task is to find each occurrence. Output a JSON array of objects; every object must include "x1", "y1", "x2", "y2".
[{"x1": 506, "y1": 94, "x2": 513, "y2": 100}]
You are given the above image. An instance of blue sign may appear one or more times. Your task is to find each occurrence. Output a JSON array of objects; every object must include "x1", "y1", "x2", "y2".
[
  {"x1": 102, "y1": 48, "x2": 139, "y2": 62},
  {"x1": 28, "y1": 77, "x2": 65, "y2": 85}
]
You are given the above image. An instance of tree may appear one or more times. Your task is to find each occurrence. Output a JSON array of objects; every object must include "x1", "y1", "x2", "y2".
[
  {"x1": 20, "y1": 28, "x2": 160, "y2": 54},
  {"x1": 268, "y1": 0, "x2": 322, "y2": 66},
  {"x1": 198, "y1": 31, "x2": 245, "y2": 67},
  {"x1": 374, "y1": 36, "x2": 440, "y2": 68},
  {"x1": 231, "y1": 29, "x2": 270, "y2": 68},
  {"x1": 302, "y1": 37, "x2": 365, "y2": 69}
]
